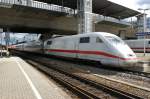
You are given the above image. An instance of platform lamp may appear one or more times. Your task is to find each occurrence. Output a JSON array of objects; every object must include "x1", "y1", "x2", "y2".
[{"x1": 138, "y1": 8, "x2": 150, "y2": 56}]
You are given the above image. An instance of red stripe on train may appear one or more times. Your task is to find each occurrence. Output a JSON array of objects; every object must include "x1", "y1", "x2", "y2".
[
  {"x1": 46, "y1": 49, "x2": 138, "y2": 61},
  {"x1": 131, "y1": 47, "x2": 150, "y2": 50}
]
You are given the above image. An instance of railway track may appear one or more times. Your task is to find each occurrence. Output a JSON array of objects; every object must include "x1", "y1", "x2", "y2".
[
  {"x1": 116, "y1": 67, "x2": 150, "y2": 78},
  {"x1": 91, "y1": 64, "x2": 150, "y2": 79},
  {"x1": 11, "y1": 50, "x2": 150, "y2": 79},
  {"x1": 13, "y1": 51, "x2": 145, "y2": 99},
  {"x1": 27, "y1": 59, "x2": 142, "y2": 99},
  {"x1": 122, "y1": 66, "x2": 150, "y2": 78},
  {"x1": 28, "y1": 60, "x2": 111, "y2": 99}
]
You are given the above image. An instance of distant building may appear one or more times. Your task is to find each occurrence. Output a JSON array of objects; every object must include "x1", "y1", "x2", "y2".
[
  {"x1": 136, "y1": 14, "x2": 150, "y2": 39},
  {"x1": 147, "y1": 17, "x2": 150, "y2": 32},
  {"x1": 137, "y1": 16, "x2": 150, "y2": 32}
]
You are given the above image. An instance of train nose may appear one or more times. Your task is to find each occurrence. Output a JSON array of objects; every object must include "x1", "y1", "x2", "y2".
[{"x1": 121, "y1": 58, "x2": 138, "y2": 67}]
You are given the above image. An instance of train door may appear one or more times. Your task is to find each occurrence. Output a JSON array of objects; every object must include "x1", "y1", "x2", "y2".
[
  {"x1": 78, "y1": 36, "x2": 92, "y2": 60},
  {"x1": 45, "y1": 40, "x2": 52, "y2": 54},
  {"x1": 75, "y1": 37, "x2": 79, "y2": 58},
  {"x1": 93, "y1": 37, "x2": 107, "y2": 60},
  {"x1": 64, "y1": 38, "x2": 77, "y2": 58}
]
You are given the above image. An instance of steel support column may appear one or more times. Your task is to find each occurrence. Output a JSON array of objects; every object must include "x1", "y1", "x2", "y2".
[{"x1": 77, "y1": 0, "x2": 93, "y2": 34}]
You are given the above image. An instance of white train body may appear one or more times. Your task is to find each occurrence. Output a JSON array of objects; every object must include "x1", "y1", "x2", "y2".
[
  {"x1": 12, "y1": 32, "x2": 138, "y2": 67},
  {"x1": 44, "y1": 32, "x2": 138, "y2": 67},
  {"x1": 14, "y1": 43, "x2": 24, "y2": 51},
  {"x1": 23, "y1": 40, "x2": 43, "y2": 53},
  {"x1": 125, "y1": 39, "x2": 150, "y2": 52}
]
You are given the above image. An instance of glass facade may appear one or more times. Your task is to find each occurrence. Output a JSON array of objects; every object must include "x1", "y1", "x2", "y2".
[
  {"x1": 147, "y1": 17, "x2": 150, "y2": 29},
  {"x1": 136, "y1": 15, "x2": 150, "y2": 39},
  {"x1": 137, "y1": 16, "x2": 150, "y2": 32}
]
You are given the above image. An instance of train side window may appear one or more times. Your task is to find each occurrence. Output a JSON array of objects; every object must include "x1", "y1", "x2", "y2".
[
  {"x1": 149, "y1": 41, "x2": 150, "y2": 44},
  {"x1": 80, "y1": 37, "x2": 90, "y2": 43},
  {"x1": 47, "y1": 41, "x2": 52, "y2": 45},
  {"x1": 96, "y1": 37, "x2": 103, "y2": 43}
]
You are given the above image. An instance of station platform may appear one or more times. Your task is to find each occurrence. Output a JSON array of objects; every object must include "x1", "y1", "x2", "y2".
[
  {"x1": 136, "y1": 53, "x2": 150, "y2": 63},
  {"x1": 0, "y1": 57, "x2": 72, "y2": 99}
]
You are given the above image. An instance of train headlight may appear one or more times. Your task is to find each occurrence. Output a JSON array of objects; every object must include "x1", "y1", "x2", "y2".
[{"x1": 128, "y1": 54, "x2": 134, "y2": 57}]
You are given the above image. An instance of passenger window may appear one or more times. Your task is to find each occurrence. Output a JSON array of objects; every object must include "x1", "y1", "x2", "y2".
[
  {"x1": 96, "y1": 37, "x2": 102, "y2": 43},
  {"x1": 148, "y1": 41, "x2": 150, "y2": 44},
  {"x1": 80, "y1": 37, "x2": 90, "y2": 43},
  {"x1": 47, "y1": 41, "x2": 52, "y2": 45}
]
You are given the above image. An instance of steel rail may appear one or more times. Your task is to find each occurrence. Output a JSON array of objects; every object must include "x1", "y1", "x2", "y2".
[{"x1": 13, "y1": 51, "x2": 143, "y2": 99}]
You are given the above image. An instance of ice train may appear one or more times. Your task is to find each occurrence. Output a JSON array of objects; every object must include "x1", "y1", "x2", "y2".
[
  {"x1": 125, "y1": 39, "x2": 150, "y2": 53},
  {"x1": 12, "y1": 32, "x2": 138, "y2": 67}
]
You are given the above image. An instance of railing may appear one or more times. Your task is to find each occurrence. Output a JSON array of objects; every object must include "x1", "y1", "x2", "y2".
[
  {"x1": 0, "y1": 0, "x2": 75, "y2": 15},
  {"x1": 0, "y1": 0, "x2": 130, "y2": 25},
  {"x1": 95, "y1": 15, "x2": 130, "y2": 26}
]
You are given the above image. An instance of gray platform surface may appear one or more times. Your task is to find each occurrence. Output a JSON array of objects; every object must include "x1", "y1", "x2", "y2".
[{"x1": 0, "y1": 57, "x2": 72, "y2": 99}]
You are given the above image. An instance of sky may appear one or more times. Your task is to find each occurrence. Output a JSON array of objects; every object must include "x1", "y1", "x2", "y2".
[{"x1": 109, "y1": 0, "x2": 150, "y2": 15}]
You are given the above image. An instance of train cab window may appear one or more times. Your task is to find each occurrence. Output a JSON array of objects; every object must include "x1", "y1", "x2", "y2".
[
  {"x1": 96, "y1": 37, "x2": 103, "y2": 43},
  {"x1": 80, "y1": 37, "x2": 90, "y2": 43},
  {"x1": 105, "y1": 36, "x2": 124, "y2": 44},
  {"x1": 47, "y1": 41, "x2": 52, "y2": 45}
]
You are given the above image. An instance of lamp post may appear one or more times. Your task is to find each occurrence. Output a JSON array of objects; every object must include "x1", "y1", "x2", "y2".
[{"x1": 138, "y1": 8, "x2": 150, "y2": 56}]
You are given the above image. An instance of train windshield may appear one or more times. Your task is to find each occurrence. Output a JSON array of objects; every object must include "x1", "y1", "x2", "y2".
[{"x1": 105, "y1": 36, "x2": 125, "y2": 44}]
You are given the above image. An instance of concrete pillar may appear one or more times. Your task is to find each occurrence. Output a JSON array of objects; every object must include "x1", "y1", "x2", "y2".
[
  {"x1": 77, "y1": 0, "x2": 93, "y2": 34},
  {"x1": 5, "y1": 28, "x2": 10, "y2": 52},
  {"x1": 118, "y1": 30, "x2": 126, "y2": 39}
]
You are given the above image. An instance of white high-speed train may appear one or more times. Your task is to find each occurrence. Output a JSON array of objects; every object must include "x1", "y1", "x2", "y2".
[
  {"x1": 125, "y1": 39, "x2": 150, "y2": 53},
  {"x1": 12, "y1": 32, "x2": 138, "y2": 67}
]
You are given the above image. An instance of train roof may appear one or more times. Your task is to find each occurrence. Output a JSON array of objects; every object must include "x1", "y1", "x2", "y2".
[
  {"x1": 76, "y1": 32, "x2": 118, "y2": 38},
  {"x1": 47, "y1": 32, "x2": 118, "y2": 40},
  {"x1": 125, "y1": 39, "x2": 150, "y2": 41}
]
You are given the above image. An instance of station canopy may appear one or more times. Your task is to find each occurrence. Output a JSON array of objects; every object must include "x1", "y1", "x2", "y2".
[{"x1": 35, "y1": 0, "x2": 140, "y2": 19}]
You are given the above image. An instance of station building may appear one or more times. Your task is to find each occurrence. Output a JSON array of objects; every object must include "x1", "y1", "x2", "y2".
[{"x1": 135, "y1": 14, "x2": 150, "y2": 39}]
